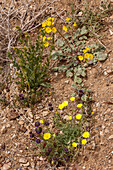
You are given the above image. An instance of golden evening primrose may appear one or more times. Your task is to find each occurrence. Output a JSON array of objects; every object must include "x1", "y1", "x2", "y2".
[
  {"x1": 47, "y1": 37, "x2": 51, "y2": 40},
  {"x1": 45, "y1": 27, "x2": 52, "y2": 33},
  {"x1": 70, "y1": 97, "x2": 75, "y2": 101},
  {"x1": 82, "y1": 132, "x2": 90, "y2": 138},
  {"x1": 40, "y1": 120, "x2": 44, "y2": 123},
  {"x1": 43, "y1": 41, "x2": 49, "y2": 47},
  {"x1": 42, "y1": 22, "x2": 46, "y2": 27},
  {"x1": 46, "y1": 20, "x2": 51, "y2": 26},
  {"x1": 83, "y1": 49, "x2": 87, "y2": 53},
  {"x1": 91, "y1": 112, "x2": 94, "y2": 115},
  {"x1": 68, "y1": 116, "x2": 72, "y2": 120},
  {"x1": 78, "y1": 55, "x2": 83, "y2": 61},
  {"x1": 43, "y1": 133, "x2": 51, "y2": 140},
  {"x1": 63, "y1": 25, "x2": 67, "y2": 32},
  {"x1": 42, "y1": 36, "x2": 46, "y2": 42},
  {"x1": 58, "y1": 104, "x2": 64, "y2": 110},
  {"x1": 76, "y1": 114, "x2": 82, "y2": 120},
  {"x1": 62, "y1": 101, "x2": 68, "y2": 107},
  {"x1": 77, "y1": 103, "x2": 83, "y2": 108},
  {"x1": 82, "y1": 139, "x2": 87, "y2": 145},
  {"x1": 73, "y1": 22, "x2": 77, "y2": 27},
  {"x1": 84, "y1": 53, "x2": 89, "y2": 59},
  {"x1": 52, "y1": 27, "x2": 57, "y2": 33},
  {"x1": 66, "y1": 18, "x2": 70, "y2": 21},
  {"x1": 72, "y1": 142, "x2": 77, "y2": 147},
  {"x1": 89, "y1": 54, "x2": 93, "y2": 59}
]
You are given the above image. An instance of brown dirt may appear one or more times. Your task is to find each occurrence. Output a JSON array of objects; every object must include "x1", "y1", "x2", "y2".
[{"x1": 0, "y1": 0, "x2": 113, "y2": 170}]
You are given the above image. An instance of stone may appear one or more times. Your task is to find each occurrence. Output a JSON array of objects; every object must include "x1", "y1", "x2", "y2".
[
  {"x1": 42, "y1": 111, "x2": 49, "y2": 116},
  {"x1": 18, "y1": 121, "x2": 24, "y2": 125},
  {"x1": 65, "y1": 80, "x2": 69, "y2": 84},
  {"x1": 19, "y1": 158, "x2": 27, "y2": 164},
  {"x1": 1, "y1": 126, "x2": 7, "y2": 134},
  {"x1": 8, "y1": 111, "x2": 20, "y2": 120},
  {"x1": 1, "y1": 164, "x2": 11, "y2": 170},
  {"x1": 28, "y1": 111, "x2": 33, "y2": 118},
  {"x1": 22, "y1": 162, "x2": 30, "y2": 167},
  {"x1": 109, "y1": 135, "x2": 113, "y2": 140}
]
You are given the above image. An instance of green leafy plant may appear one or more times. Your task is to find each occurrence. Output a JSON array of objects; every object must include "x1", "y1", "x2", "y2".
[
  {"x1": 7, "y1": 26, "x2": 54, "y2": 105},
  {"x1": 30, "y1": 88, "x2": 93, "y2": 166}
]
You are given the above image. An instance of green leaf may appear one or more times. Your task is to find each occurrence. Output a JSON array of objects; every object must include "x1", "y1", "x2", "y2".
[
  {"x1": 80, "y1": 26, "x2": 88, "y2": 35},
  {"x1": 74, "y1": 75, "x2": 82, "y2": 84},
  {"x1": 66, "y1": 71, "x2": 73, "y2": 77},
  {"x1": 94, "y1": 52, "x2": 107, "y2": 61},
  {"x1": 81, "y1": 94, "x2": 87, "y2": 101},
  {"x1": 56, "y1": 39, "x2": 64, "y2": 47}
]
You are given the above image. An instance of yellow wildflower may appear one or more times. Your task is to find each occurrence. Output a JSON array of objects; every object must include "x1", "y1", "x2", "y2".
[
  {"x1": 84, "y1": 53, "x2": 89, "y2": 59},
  {"x1": 68, "y1": 116, "x2": 72, "y2": 120},
  {"x1": 43, "y1": 41, "x2": 49, "y2": 47},
  {"x1": 46, "y1": 20, "x2": 51, "y2": 26},
  {"x1": 83, "y1": 49, "x2": 87, "y2": 53},
  {"x1": 59, "y1": 104, "x2": 64, "y2": 110},
  {"x1": 52, "y1": 22, "x2": 54, "y2": 25},
  {"x1": 77, "y1": 104, "x2": 83, "y2": 108},
  {"x1": 43, "y1": 133, "x2": 51, "y2": 140},
  {"x1": 63, "y1": 25, "x2": 67, "y2": 32},
  {"x1": 82, "y1": 132, "x2": 90, "y2": 138},
  {"x1": 85, "y1": 47, "x2": 89, "y2": 51},
  {"x1": 82, "y1": 139, "x2": 87, "y2": 145},
  {"x1": 89, "y1": 54, "x2": 93, "y2": 60},
  {"x1": 66, "y1": 18, "x2": 70, "y2": 21},
  {"x1": 45, "y1": 27, "x2": 52, "y2": 33},
  {"x1": 42, "y1": 22, "x2": 46, "y2": 27},
  {"x1": 52, "y1": 18, "x2": 54, "y2": 21},
  {"x1": 42, "y1": 36, "x2": 46, "y2": 42},
  {"x1": 72, "y1": 142, "x2": 77, "y2": 147},
  {"x1": 62, "y1": 101, "x2": 68, "y2": 107},
  {"x1": 52, "y1": 27, "x2": 57, "y2": 33},
  {"x1": 53, "y1": 133, "x2": 56, "y2": 137},
  {"x1": 76, "y1": 114, "x2": 82, "y2": 120},
  {"x1": 91, "y1": 112, "x2": 94, "y2": 115},
  {"x1": 78, "y1": 55, "x2": 83, "y2": 61},
  {"x1": 70, "y1": 97, "x2": 75, "y2": 101},
  {"x1": 73, "y1": 22, "x2": 77, "y2": 27},
  {"x1": 48, "y1": 17, "x2": 51, "y2": 21},
  {"x1": 47, "y1": 37, "x2": 51, "y2": 40},
  {"x1": 40, "y1": 120, "x2": 44, "y2": 123}
]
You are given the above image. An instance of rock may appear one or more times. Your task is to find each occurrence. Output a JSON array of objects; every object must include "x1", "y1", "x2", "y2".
[
  {"x1": 42, "y1": 111, "x2": 49, "y2": 116},
  {"x1": 19, "y1": 158, "x2": 27, "y2": 164},
  {"x1": 65, "y1": 80, "x2": 69, "y2": 84},
  {"x1": 8, "y1": 111, "x2": 20, "y2": 120},
  {"x1": 104, "y1": 71, "x2": 107, "y2": 76},
  {"x1": 28, "y1": 111, "x2": 33, "y2": 119},
  {"x1": 1, "y1": 164, "x2": 11, "y2": 170},
  {"x1": 22, "y1": 162, "x2": 30, "y2": 167},
  {"x1": 18, "y1": 121, "x2": 24, "y2": 125},
  {"x1": 109, "y1": 135, "x2": 113, "y2": 140},
  {"x1": 1, "y1": 126, "x2": 7, "y2": 134}
]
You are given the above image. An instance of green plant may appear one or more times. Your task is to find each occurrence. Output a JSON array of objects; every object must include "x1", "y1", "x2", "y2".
[
  {"x1": 51, "y1": 23, "x2": 107, "y2": 84},
  {"x1": 30, "y1": 88, "x2": 93, "y2": 166},
  {"x1": 7, "y1": 26, "x2": 54, "y2": 105}
]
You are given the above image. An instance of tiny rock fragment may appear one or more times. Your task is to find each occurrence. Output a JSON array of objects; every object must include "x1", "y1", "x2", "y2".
[
  {"x1": 1, "y1": 164, "x2": 11, "y2": 170},
  {"x1": 109, "y1": 135, "x2": 113, "y2": 140},
  {"x1": 19, "y1": 158, "x2": 27, "y2": 164},
  {"x1": 1, "y1": 126, "x2": 7, "y2": 134}
]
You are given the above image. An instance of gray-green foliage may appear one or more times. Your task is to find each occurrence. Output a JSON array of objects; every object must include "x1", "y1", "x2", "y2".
[{"x1": 52, "y1": 26, "x2": 107, "y2": 84}]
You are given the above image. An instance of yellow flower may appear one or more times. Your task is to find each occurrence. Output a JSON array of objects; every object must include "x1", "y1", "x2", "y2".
[
  {"x1": 70, "y1": 97, "x2": 75, "y2": 101},
  {"x1": 45, "y1": 27, "x2": 52, "y2": 33},
  {"x1": 43, "y1": 133, "x2": 51, "y2": 140},
  {"x1": 66, "y1": 18, "x2": 70, "y2": 21},
  {"x1": 42, "y1": 22, "x2": 46, "y2": 27},
  {"x1": 62, "y1": 101, "x2": 68, "y2": 107},
  {"x1": 77, "y1": 104, "x2": 83, "y2": 108},
  {"x1": 76, "y1": 114, "x2": 82, "y2": 120},
  {"x1": 68, "y1": 116, "x2": 72, "y2": 120},
  {"x1": 46, "y1": 20, "x2": 51, "y2": 26},
  {"x1": 63, "y1": 25, "x2": 67, "y2": 32},
  {"x1": 52, "y1": 22, "x2": 54, "y2": 25},
  {"x1": 72, "y1": 142, "x2": 77, "y2": 147},
  {"x1": 52, "y1": 18, "x2": 54, "y2": 21},
  {"x1": 52, "y1": 27, "x2": 57, "y2": 33},
  {"x1": 43, "y1": 41, "x2": 49, "y2": 47},
  {"x1": 42, "y1": 36, "x2": 46, "y2": 42},
  {"x1": 82, "y1": 132, "x2": 90, "y2": 138},
  {"x1": 40, "y1": 120, "x2": 44, "y2": 123},
  {"x1": 83, "y1": 49, "x2": 87, "y2": 53},
  {"x1": 91, "y1": 112, "x2": 94, "y2": 115},
  {"x1": 84, "y1": 53, "x2": 89, "y2": 59},
  {"x1": 47, "y1": 37, "x2": 51, "y2": 40},
  {"x1": 47, "y1": 17, "x2": 51, "y2": 21},
  {"x1": 85, "y1": 47, "x2": 89, "y2": 51},
  {"x1": 58, "y1": 104, "x2": 64, "y2": 110},
  {"x1": 89, "y1": 54, "x2": 93, "y2": 60},
  {"x1": 82, "y1": 139, "x2": 87, "y2": 145},
  {"x1": 78, "y1": 55, "x2": 83, "y2": 61},
  {"x1": 73, "y1": 22, "x2": 77, "y2": 27}
]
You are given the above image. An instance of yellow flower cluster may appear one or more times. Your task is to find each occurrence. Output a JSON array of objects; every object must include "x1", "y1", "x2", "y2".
[
  {"x1": 58, "y1": 101, "x2": 68, "y2": 109},
  {"x1": 81, "y1": 131, "x2": 90, "y2": 145},
  {"x1": 78, "y1": 47, "x2": 94, "y2": 61}
]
